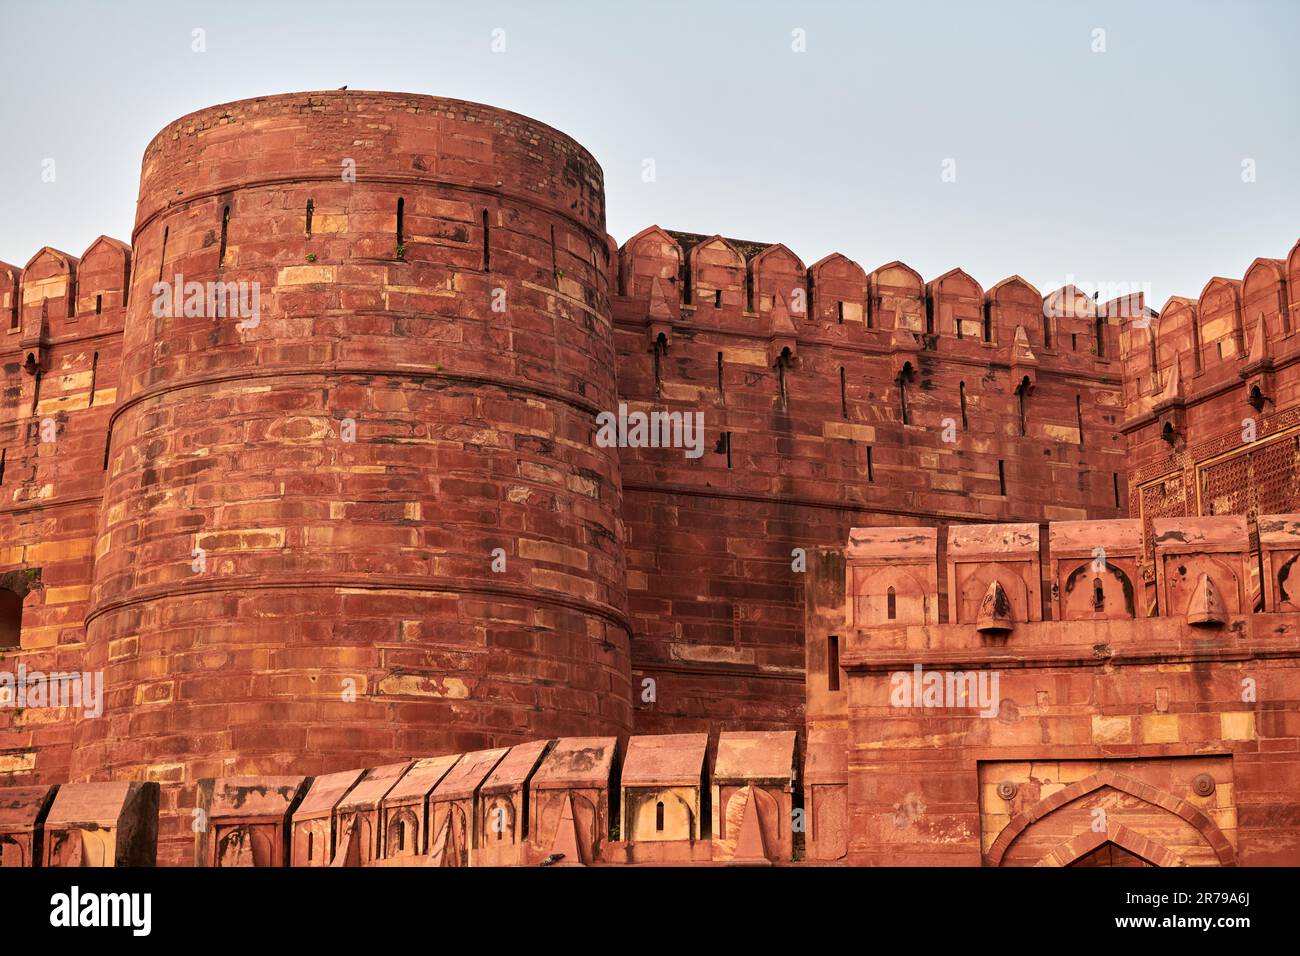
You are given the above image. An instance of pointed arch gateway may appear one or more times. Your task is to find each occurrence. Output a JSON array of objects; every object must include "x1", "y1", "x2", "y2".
[
  {"x1": 986, "y1": 769, "x2": 1236, "y2": 867},
  {"x1": 1039, "y1": 823, "x2": 1184, "y2": 867}
]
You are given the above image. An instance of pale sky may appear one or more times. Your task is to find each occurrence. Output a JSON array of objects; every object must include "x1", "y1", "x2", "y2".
[{"x1": 1, "y1": 0, "x2": 1296, "y2": 306}]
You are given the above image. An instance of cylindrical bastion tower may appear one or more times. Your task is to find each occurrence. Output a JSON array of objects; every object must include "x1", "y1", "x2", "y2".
[{"x1": 73, "y1": 92, "x2": 631, "y2": 856}]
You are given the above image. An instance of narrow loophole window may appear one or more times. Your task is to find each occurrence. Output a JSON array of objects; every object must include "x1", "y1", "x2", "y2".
[
  {"x1": 777, "y1": 348, "x2": 791, "y2": 410},
  {"x1": 837, "y1": 301, "x2": 844, "y2": 324},
  {"x1": 827, "y1": 635, "x2": 840, "y2": 692},
  {"x1": 218, "y1": 207, "x2": 229, "y2": 267},
  {"x1": 959, "y1": 381, "x2": 968, "y2": 429},
  {"x1": 716, "y1": 432, "x2": 732, "y2": 468},
  {"x1": 89, "y1": 352, "x2": 99, "y2": 407},
  {"x1": 998, "y1": 459, "x2": 1006, "y2": 496},
  {"x1": 1076, "y1": 395, "x2": 1084, "y2": 448},
  {"x1": 0, "y1": 587, "x2": 21, "y2": 651},
  {"x1": 396, "y1": 198, "x2": 405, "y2": 246},
  {"x1": 866, "y1": 446, "x2": 874, "y2": 482},
  {"x1": 655, "y1": 802, "x2": 665, "y2": 832},
  {"x1": 1113, "y1": 473, "x2": 1121, "y2": 508},
  {"x1": 1016, "y1": 377, "x2": 1029, "y2": 437},
  {"x1": 95, "y1": 294, "x2": 102, "y2": 315},
  {"x1": 0, "y1": 448, "x2": 6, "y2": 484},
  {"x1": 307, "y1": 831, "x2": 314, "y2": 862},
  {"x1": 396, "y1": 821, "x2": 405, "y2": 852},
  {"x1": 1092, "y1": 577, "x2": 1105, "y2": 611},
  {"x1": 482, "y1": 209, "x2": 491, "y2": 271},
  {"x1": 158, "y1": 225, "x2": 169, "y2": 282},
  {"x1": 886, "y1": 587, "x2": 897, "y2": 620},
  {"x1": 305, "y1": 198, "x2": 314, "y2": 238},
  {"x1": 717, "y1": 352, "x2": 725, "y2": 403},
  {"x1": 714, "y1": 289, "x2": 722, "y2": 309},
  {"x1": 102, "y1": 428, "x2": 111, "y2": 470},
  {"x1": 840, "y1": 367, "x2": 847, "y2": 418},
  {"x1": 654, "y1": 333, "x2": 667, "y2": 397}
]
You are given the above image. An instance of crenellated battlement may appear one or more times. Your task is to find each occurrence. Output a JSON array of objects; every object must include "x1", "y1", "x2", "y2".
[
  {"x1": 609, "y1": 224, "x2": 1130, "y2": 740},
  {"x1": 1118, "y1": 238, "x2": 1300, "y2": 429},
  {"x1": 1, "y1": 90, "x2": 1295, "y2": 870},
  {"x1": 614, "y1": 225, "x2": 1122, "y2": 373}
]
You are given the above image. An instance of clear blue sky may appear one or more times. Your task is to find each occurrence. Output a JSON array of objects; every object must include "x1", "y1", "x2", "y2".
[{"x1": 1, "y1": 0, "x2": 1296, "y2": 306}]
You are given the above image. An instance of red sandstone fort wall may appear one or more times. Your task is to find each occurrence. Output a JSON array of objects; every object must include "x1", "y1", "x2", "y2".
[
  {"x1": 0, "y1": 239, "x2": 128, "y2": 786},
  {"x1": 1121, "y1": 239, "x2": 1300, "y2": 585},
  {"x1": 55, "y1": 92, "x2": 632, "y2": 864},
  {"x1": 1, "y1": 90, "x2": 1296, "y2": 869},
  {"x1": 612, "y1": 227, "x2": 1127, "y2": 737}
]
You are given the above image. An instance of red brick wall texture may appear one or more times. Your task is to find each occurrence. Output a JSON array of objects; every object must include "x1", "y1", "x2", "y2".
[{"x1": 0, "y1": 91, "x2": 1295, "y2": 866}]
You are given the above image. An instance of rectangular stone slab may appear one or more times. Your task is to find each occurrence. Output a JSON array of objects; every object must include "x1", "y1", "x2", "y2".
[
  {"x1": 1049, "y1": 518, "x2": 1142, "y2": 557},
  {"x1": 383, "y1": 754, "x2": 462, "y2": 806},
  {"x1": 531, "y1": 737, "x2": 618, "y2": 790},
  {"x1": 480, "y1": 740, "x2": 552, "y2": 797},
  {"x1": 0, "y1": 785, "x2": 56, "y2": 830},
  {"x1": 44, "y1": 781, "x2": 136, "y2": 828},
  {"x1": 205, "y1": 777, "x2": 308, "y2": 819},
  {"x1": 621, "y1": 734, "x2": 708, "y2": 787},
  {"x1": 430, "y1": 748, "x2": 509, "y2": 803},
  {"x1": 294, "y1": 769, "x2": 366, "y2": 820},
  {"x1": 336, "y1": 761, "x2": 412, "y2": 813},
  {"x1": 714, "y1": 731, "x2": 797, "y2": 786}
]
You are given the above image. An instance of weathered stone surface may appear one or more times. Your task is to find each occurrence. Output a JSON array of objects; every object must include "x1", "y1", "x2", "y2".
[
  {"x1": 42, "y1": 781, "x2": 158, "y2": 867},
  {"x1": 811, "y1": 518, "x2": 1300, "y2": 866},
  {"x1": 0, "y1": 89, "x2": 1296, "y2": 869}
]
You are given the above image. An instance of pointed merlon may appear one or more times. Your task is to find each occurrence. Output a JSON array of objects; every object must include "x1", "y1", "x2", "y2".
[
  {"x1": 976, "y1": 579, "x2": 1016, "y2": 634},
  {"x1": 547, "y1": 791, "x2": 585, "y2": 866},
  {"x1": 648, "y1": 275, "x2": 678, "y2": 322},
  {"x1": 425, "y1": 813, "x2": 460, "y2": 867},
  {"x1": 60, "y1": 831, "x2": 86, "y2": 867},
  {"x1": 770, "y1": 291, "x2": 797, "y2": 338},
  {"x1": 891, "y1": 327, "x2": 919, "y2": 354},
  {"x1": 1247, "y1": 316, "x2": 1270, "y2": 367},
  {"x1": 329, "y1": 818, "x2": 361, "y2": 867},
  {"x1": 730, "y1": 785, "x2": 772, "y2": 866},
  {"x1": 1011, "y1": 325, "x2": 1038, "y2": 366},
  {"x1": 1186, "y1": 572, "x2": 1228, "y2": 627},
  {"x1": 1157, "y1": 353, "x2": 1184, "y2": 406}
]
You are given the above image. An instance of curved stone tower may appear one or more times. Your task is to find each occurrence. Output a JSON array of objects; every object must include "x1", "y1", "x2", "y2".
[{"x1": 73, "y1": 92, "x2": 630, "y2": 853}]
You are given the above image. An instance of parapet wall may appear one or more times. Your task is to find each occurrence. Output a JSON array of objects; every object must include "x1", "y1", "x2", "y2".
[
  {"x1": 0, "y1": 236, "x2": 130, "y2": 787},
  {"x1": 0, "y1": 731, "x2": 803, "y2": 867},
  {"x1": 0, "y1": 89, "x2": 1295, "y2": 870},
  {"x1": 809, "y1": 516, "x2": 1300, "y2": 866},
  {"x1": 613, "y1": 226, "x2": 1128, "y2": 739},
  {"x1": 1119, "y1": 237, "x2": 1300, "y2": 570}
]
